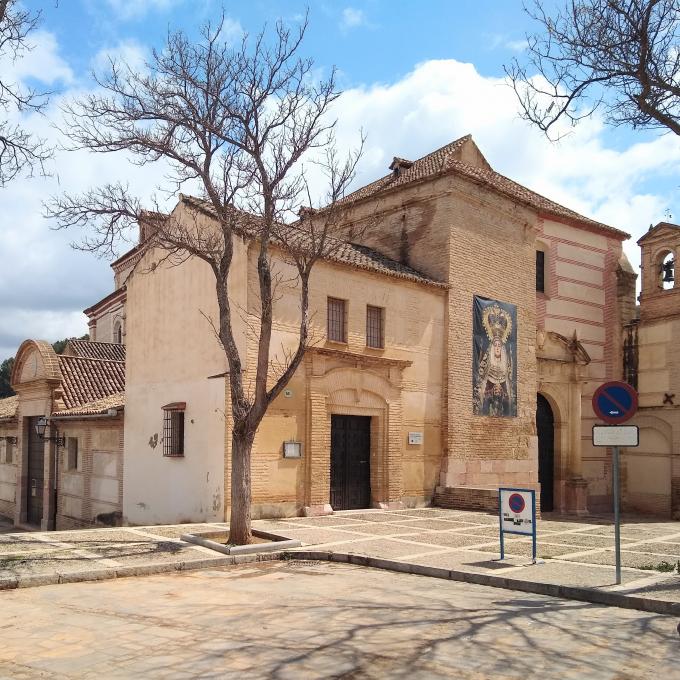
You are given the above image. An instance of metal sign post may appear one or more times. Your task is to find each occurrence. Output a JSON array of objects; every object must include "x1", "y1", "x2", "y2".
[
  {"x1": 498, "y1": 488, "x2": 537, "y2": 563},
  {"x1": 592, "y1": 381, "x2": 639, "y2": 586},
  {"x1": 612, "y1": 445, "x2": 622, "y2": 585}
]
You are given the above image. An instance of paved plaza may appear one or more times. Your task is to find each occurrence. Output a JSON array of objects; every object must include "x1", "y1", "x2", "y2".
[
  {"x1": 255, "y1": 507, "x2": 680, "y2": 598},
  {"x1": 0, "y1": 560, "x2": 677, "y2": 679},
  {"x1": 1, "y1": 508, "x2": 679, "y2": 605}
]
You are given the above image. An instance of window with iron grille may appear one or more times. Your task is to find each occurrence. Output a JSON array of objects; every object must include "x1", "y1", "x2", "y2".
[
  {"x1": 536, "y1": 250, "x2": 546, "y2": 293},
  {"x1": 327, "y1": 297, "x2": 347, "y2": 343},
  {"x1": 162, "y1": 404, "x2": 186, "y2": 457},
  {"x1": 366, "y1": 305, "x2": 384, "y2": 348}
]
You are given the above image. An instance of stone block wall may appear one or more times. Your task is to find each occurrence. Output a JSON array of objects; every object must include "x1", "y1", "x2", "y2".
[
  {"x1": 0, "y1": 422, "x2": 18, "y2": 521},
  {"x1": 55, "y1": 417, "x2": 124, "y2": 530}
]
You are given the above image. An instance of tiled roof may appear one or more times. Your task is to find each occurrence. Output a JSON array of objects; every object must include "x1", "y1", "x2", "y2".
[
  {"x1": 180, "y1": 195, "x2": 446, "y2": 288},
  {"x1": 53, "y1": 392, "x2": 124, "y2": 418},
  {"x1": 57, "y1": 355, "x2": 125, "y2": 410},
  {"x1": 324, "y1": 241, "x2": 446, "y2": 287},
  {"x1": 0, "y1": 396, "x2": 18, "y2": 421},
  {"x1": 337, "y1": 135, "x2": 629, "y2": 239},
  {"x1": 337, "y1": 136, "x2": 471, "y2": 205},
  {"x1": 66, "y1": 340, "x2": 126, "y2": 362}
]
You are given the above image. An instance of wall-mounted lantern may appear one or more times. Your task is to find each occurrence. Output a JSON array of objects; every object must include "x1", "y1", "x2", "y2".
[
  {"x1": 35, "y1": 417, "x2": 65, "y2": 447},
  {"x1": 283, "y1": 441, "x2": 302, "y2": 458}
]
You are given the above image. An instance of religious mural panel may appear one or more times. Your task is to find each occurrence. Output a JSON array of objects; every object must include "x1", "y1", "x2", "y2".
[{"x1": 472, "y1": 296, "x2": 517, "y2": 417}]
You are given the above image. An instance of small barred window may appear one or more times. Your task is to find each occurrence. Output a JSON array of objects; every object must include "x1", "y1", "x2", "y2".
[
  {"x1": 327, "y1": 297, "x2": 347, "y2": 343},
  {"x1": 162, "y1": 403, "x2": 186, "y2": 457},
  {"x1": 366, "y1": 305, "x2": 384, "y2": 348}
]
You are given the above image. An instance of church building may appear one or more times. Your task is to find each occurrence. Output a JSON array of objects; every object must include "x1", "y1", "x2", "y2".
[{"x1": 1, "y1": 134, "x2": 654, "y2": 530}]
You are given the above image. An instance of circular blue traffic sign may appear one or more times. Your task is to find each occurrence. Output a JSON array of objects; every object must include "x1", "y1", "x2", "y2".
[
  {"x1": 592, "y1": 381, "x2": 638, "y2": 424},
  {"x1": 508, "y1": 493, "x2": 525, "y2": 514}
]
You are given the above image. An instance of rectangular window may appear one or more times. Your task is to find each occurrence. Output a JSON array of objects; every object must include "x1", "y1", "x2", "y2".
[
  {"x1": 366, "y1": 305, "x2": 384, "y2": 348},
  {"x1": 163, "y1": 405, "x2": 185, "y2": 457},
  {"x1": 1, "y1": 440, "x2": 8, "y2": 465},
  {"x1": 65, "y1": 437, "x2": 79, "y2": 471},
  {"x1": 327, "y1": 297, "x2": 347, "y2": 343},
  {"x1": 536, "y1": 250, "x2": 545, "y2": 293}
]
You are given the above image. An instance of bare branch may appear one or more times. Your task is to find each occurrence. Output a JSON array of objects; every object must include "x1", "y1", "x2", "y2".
[
  {"x1": 505, "y1": 0, "x2": 680, "y2": 138},
  {"x1": 50, "y1": 12, "x2": 365, "y2": 545},
  {"x1": 0, "y1": 0, "x2": 52, "y2": 186}
]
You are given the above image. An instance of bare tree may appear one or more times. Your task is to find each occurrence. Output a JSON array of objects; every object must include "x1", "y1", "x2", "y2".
[
  {"x1": 506, "y1": 0, "x2": 680, "y2": 138},
  {"x1": 0, "y1": 0, "x2": 51, "y2": 186},
  {"x1": 46, "y1": 15, "x2": 365, "y2": 544}
]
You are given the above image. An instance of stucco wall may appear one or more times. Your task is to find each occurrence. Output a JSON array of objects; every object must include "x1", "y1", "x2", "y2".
[
  {"x1": 122, "y1": 203, "x2": 249, "y2": 525},
  {"x1": 536, "y1": 217, "x2": 628, "y2": 510}
]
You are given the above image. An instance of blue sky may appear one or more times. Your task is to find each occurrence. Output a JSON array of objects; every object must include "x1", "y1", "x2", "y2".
[{"x1": 1, "y1": 0, "x2": 679, "y2": 359}]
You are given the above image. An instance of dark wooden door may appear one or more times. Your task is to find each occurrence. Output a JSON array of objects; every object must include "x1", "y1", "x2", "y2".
[
  {"x1": 26, "y1": 416, "x2": 45, "y2": 526},
  {"x1": 537, "y1": 394, "x2": 554, "y2": 513},
  {"x1": 330, "y1": 415, "x2": 371, "y2": 510}
]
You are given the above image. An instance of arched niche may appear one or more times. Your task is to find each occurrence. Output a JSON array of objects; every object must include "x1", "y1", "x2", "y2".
[{"x1": 10, "y1": 340, "x2": 60, "y2": 388}]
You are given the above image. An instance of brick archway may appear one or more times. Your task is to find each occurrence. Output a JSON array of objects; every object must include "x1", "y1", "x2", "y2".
[{"x1": 304, "y1": 358, "x2": 407, "y2": 516}]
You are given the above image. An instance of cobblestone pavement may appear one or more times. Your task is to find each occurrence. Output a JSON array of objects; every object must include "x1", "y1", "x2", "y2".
[
  {"x1": 0, "y1": 560, "x2": 676, "y2": 679},
  {"x1": 254, "y1": 508, "x2": 680, "y2": 600}
]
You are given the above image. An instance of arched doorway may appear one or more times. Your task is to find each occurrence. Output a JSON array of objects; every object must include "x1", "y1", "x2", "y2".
[{"x1": 537, "y1": 394, "x2": 555, "y2": 512}]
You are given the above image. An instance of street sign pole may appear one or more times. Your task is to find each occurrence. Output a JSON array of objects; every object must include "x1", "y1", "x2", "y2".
[
  {"x1": 613, "y1": 445, "x2": 621, "y2": 585},
  {"x1": 591, "y1": 380, "x2": 639, "y2": 588}
]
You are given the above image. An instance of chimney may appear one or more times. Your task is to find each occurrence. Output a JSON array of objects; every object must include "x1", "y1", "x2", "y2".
[{"x1": 389, "y1": 156, "x2": 413, "y2": 177}]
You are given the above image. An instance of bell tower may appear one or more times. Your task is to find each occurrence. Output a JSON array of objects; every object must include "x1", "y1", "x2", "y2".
[{"x1": 638, "y1": 221, "x2": 680, "y2": 321}]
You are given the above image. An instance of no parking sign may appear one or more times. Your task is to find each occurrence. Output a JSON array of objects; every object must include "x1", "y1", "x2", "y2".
[{"x1": 499, "y1": 488, "x2": 537, "y2": 562}]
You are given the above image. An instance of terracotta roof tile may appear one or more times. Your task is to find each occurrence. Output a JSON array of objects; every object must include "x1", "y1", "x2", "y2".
[
  {"x1": 57, "y1": 355, "x2": 125, "y2": 410},
  {"x1": 52, "y1": 392, "x2": 124, "y2": 418},
  {"x1": 337, "y1": 135, "x2": 629, "y2": 238},
  {"x1": 180, "y1": 195, "x2": 446, "y2": 288},
  {"x1": 0, "y1": 396, "x2": 18, "y2": 421},
  {"x1": 66, "y1": 340, "x2": 126, "y2": 362}
]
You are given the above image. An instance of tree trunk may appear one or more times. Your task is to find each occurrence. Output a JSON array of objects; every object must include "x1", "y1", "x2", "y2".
[{"x1": 229, "y1": 431, "x2": 253, "y2": 544}]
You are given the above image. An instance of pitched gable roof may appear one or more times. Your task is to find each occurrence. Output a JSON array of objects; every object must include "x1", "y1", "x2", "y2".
[
  {"x1": 0, "y1": 395, "x2": 18, "y2": 421},
  {"x1": 57, "y1": 355, "x2": 125, "y2": 410},
  {"x1": 179, "y1": 195, "x2": 446, "y2": 288},
  {"x1": 65, "y1": 340, "x2": 126, "y2": 362},
  {"x1": 637, "y1": 221, "x2": 680, "y2": 245},
  {"x1": 337, "y1": 135, "x2": 629, "y2": 239},
  {"x1": 52, "y1": 392, "x2": 124, "y2": 418}
]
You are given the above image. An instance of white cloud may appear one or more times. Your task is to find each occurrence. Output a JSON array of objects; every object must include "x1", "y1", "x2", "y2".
[
  {"x1": 340, "y1": 8, "x2": 367, "y2": 30},
  {"x1": 326, "y1": 59, "x2": 680, "y2": 276},
  {"x1": 92, "y1": 40, "x2": 148, "y2": 73},
  {"x1": 4, "y1": 50, "x2": 679, "y2": 359},
  {"x1": 2, "y1": 30, "x2": 73, "y2": 86}
]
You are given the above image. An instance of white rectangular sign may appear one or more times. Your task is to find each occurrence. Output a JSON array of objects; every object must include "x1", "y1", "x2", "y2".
[
  {"x1": 592, "y1": 425, "x2": 639, "y2": 447},
  {"x1": 499, "y1": 488, "x2": 535, "y2": 536},
  {"x1": 408, "y1": 432, "x2": 423, "y2": 445}
]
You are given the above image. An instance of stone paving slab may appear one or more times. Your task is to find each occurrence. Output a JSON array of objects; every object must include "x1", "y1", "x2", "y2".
[{"x1": 255, "y1": 507, "x2": 680, "y2": 609}]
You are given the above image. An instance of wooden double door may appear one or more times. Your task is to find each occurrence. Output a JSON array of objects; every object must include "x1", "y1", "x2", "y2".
[{"x1": 330, "y1": 415, "x2": 371, "y2": 511}]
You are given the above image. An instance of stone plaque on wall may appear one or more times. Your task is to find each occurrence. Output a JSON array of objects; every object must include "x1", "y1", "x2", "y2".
[{"x1": 472, "y1": 296, "x2": 517, "y2": 417}]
